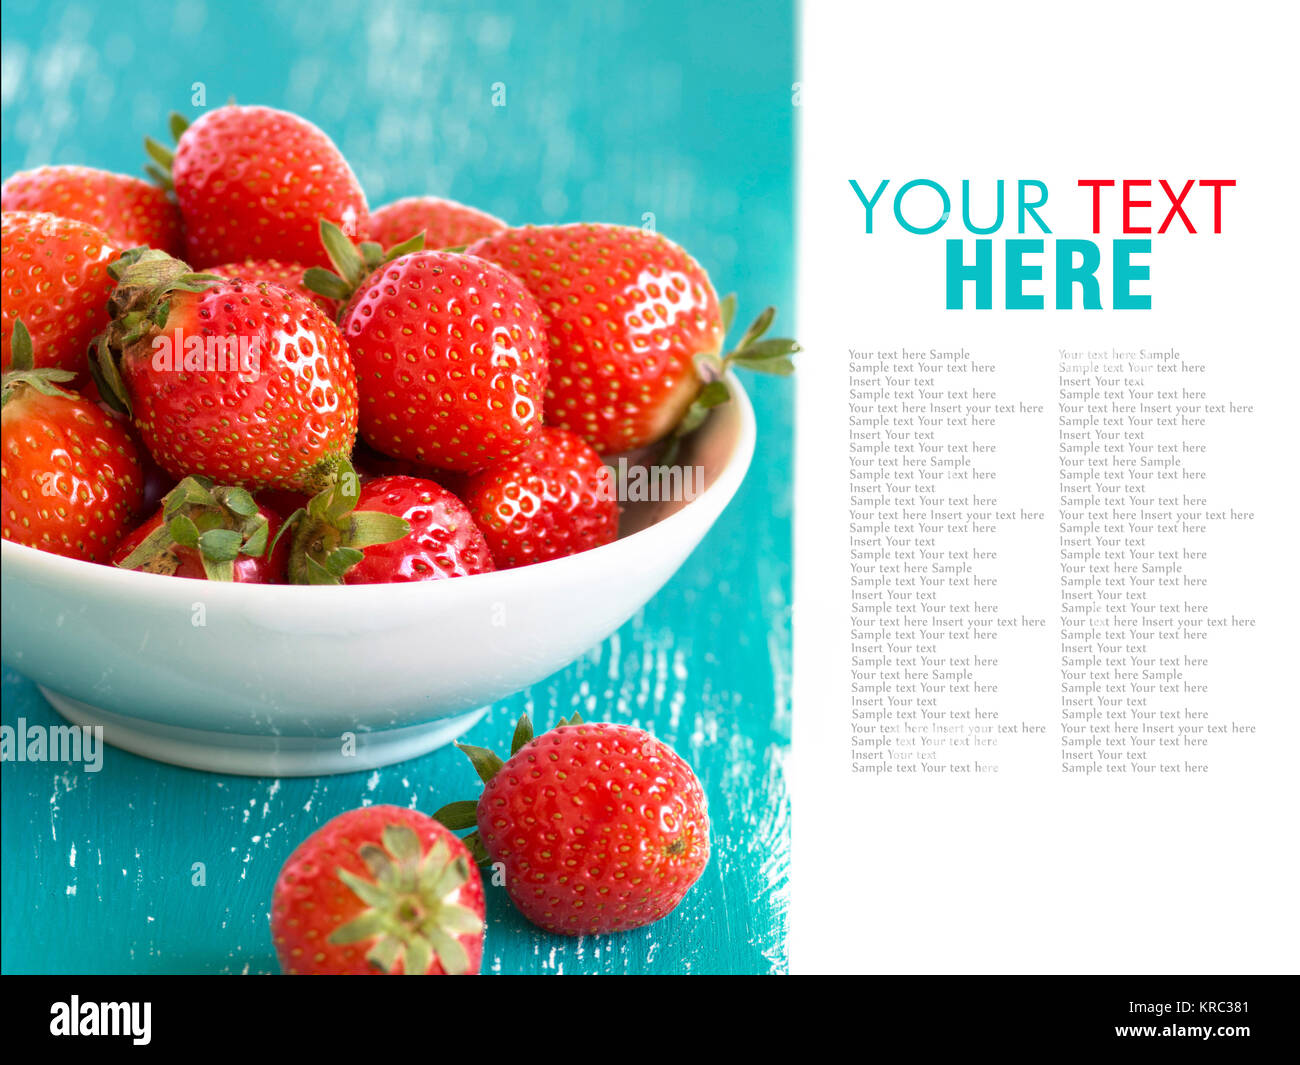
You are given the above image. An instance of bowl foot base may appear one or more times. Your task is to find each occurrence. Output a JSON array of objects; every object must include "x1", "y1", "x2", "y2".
[{"x1": 39, "y1": 688, "x2": 488, "y2": 777}]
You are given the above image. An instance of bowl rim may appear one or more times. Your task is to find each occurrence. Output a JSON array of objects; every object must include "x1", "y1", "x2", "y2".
[{"x1": 1, "y1": 373, "x2": 757, "y2": 603}]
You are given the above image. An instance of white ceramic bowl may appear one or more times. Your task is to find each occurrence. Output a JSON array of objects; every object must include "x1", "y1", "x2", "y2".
[{"x1": 0, "y1": 377, "x2": 755, "y2": 776}]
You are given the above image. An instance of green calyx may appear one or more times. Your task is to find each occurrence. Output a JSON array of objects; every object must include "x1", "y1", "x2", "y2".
[
  {"x1": 710, "y1": 296, "x2": 802, "y2": 379},
  {"x1": 433, "y1": 712, "x2": 586, "y2": 865},
  {"x1": 279, "y1": 457, "x2": 411, "y2": 585},
  {"x1": 665, "y1": 297, "x2": 801, "y2": 462},
  {"x1": 143, "y1": 111, "x2": 191, "y2": 192},
  {"x1": 303, "y1": 218, "x2": 426, "y2": 311},
  {"x1": 329, "y1": 823, "x2": 484, "y2": 976},
  {"x1": 88, "y1": 247, "x2": 224, "y2": 417},
  {"x1": 116, "y1": 476, "x2": 271, "y2": 581},
  {"x1": 2, "y1": 319, "x2": 79, "y2": 408}
]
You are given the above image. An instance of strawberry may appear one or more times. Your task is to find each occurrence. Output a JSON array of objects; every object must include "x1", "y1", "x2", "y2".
[
  {"x1": 1, "y1": 165, "x2": 183, "y2": 255},
  {"x1": 370, "y1": 196, "x2": 505, "y2": 251},
  {"x1": 437, "y1": 713, "x2": 710, "y2": 936},
  {"x1": 1, "y1": 210, "x2": 118, "y2": 374},
  {"x1": 2, "y1": 321, "x2": 143, "y2": 562},
  {"x1": 199, "y1": 257, "x2": 337, "y2": 317},
  {"x1": 463, "y1": 426, "x2": 618, "y2": 569},
  {"x1": 467, "y1": 224, "x2": 800, "y2": 455},
  {"x1": 147, "y1": 107, "x2": 369, "y2": 269},
  {"x1": 282, "y1": 468, "x2": 493, "y2": 585},
  {"x1": 272, "y1": 805, "x2": 485, "y2": 976},
  {"x1": 89, "y1": 248, "x2": 358, "y2": 493},
  {"x1": 78, "y1": 376, "x2": 177, "y2": 518},
  {"x1": 308, "y1": 223, "x2": 549, "y2": 471},
  {"x1": 78, "y1": 375, "x2": 176, "y2": 504},
  {"x1": 112, "y1": 476, "x2": 288, "y2": 582},
  {"x1": 342, "y1": 477, "x2": 495, "y2": 584}
]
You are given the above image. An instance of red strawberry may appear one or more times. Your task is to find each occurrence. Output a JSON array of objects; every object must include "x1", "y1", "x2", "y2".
[
  {"x1": 1, "y1": 211, "x2": 118, "y2": 374},
  {"x1": 283, "y1": 469, "x2": 494, "y2": 584},
  {"x1": 90, "y1": 248, "x2": 358, "y2": 493},
  {"x1": 2, "y1": 321, "x2": 143, "y2": 562},
  {"x1": 370, "y1": 196, "x2": 505, "y2": 251},
  {"x1": 148, "y1": 107, "x2": 369, "y2": 269},
  {"x1": 437, "y1": 713, "x2": 710, "y2": 936},
  {"x1": 80, "y1": 377, "x2": 176, "y2": 514},
  {"x1": 1, "y1": 165, "x2": 183, "y2": 255},
  {"x1": 200, "y1": 257, "x2": 337, "y2": 317},
  {"x1": 272, "y1": 805, "x2": 485, "y2": 976},
  {"x1": 309, "y1": 225, "x2": 549, "y2": 471},
  {"x1": 344, "y1": 477, "x2": 495, "y2": 584},
  {"x1": 463, "y1": 426, "x2": 618, "y2": 568},
  {"x1": 112, "y1": 476, "x2": 288, "y2": 582},
  {"x1": 468, "y1": 224, "x2": 800, "y2": 455}
]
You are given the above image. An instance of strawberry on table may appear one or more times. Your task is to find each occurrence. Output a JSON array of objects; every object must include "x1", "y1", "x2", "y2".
[
  {"x1": 199, "y1": 257, "x2": 338, "y2": 317},
  {"x1": 113, "y1": 476, "x2": 288, "y2": 582},
  {"x1": 89, "y1": 248, "x2": 358, "y2": 494},
  {"x1": 1, "y1": 165, "x2": 183, "y2": 255},
  {"x1": 369, "y1": 196, "x2": 505, "y2": 251},
  {"x1": 308, "y1": 222, "x2": 549, "y2": 472},
  {"x1": 468, "y1": 223, "x2": 800, "y2": 455},
  {"x1": 2, "y1": 320, "x2": 143, "y2": 562},
  {"x1": 147, "y1": 107, "x2": 369, "y2": 269},
  {"x1": 1, "y1": 210, "x2": 119, "y2": 374},
  {"x1": 272, "y1": 805, "x2": 486, "y2": 976},
  {"x1": 437, "y1": 713, "x2": 710, "y2": 936},
  {"x1": 282, "y1": 466, "x2": 494, "y2": 585},
  {"x1": 463, "y1": 426, "x2": 618, "y2": 569}
]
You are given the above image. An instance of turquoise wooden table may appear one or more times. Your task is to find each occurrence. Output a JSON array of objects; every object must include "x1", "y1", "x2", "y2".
[{"x1": 0, "y1": 0, "x2": 793, "y2": 974}]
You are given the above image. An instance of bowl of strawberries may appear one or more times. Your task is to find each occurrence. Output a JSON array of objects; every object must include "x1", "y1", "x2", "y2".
[{"x1": 0, "y1": 104, "x2": 796, "y2": 776}]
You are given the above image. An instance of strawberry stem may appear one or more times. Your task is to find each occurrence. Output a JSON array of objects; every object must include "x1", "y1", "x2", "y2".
[
  {"x1": 303, "y1": 219, "x2": 427, "y2": 316},
  {"x1": 116, "y1": 476, "x2": 272, "y2": 581},
  {"x1": 143, "y1": 111, "x2": 190, "y2": 192},
  {"x1": 661, "y1": 300, "x2": 800, "y2": 463},
  {"x1": 281, "y1": 457, "x2": 411, "y2": 584},
  {"x1": 327, "y1": 824, "x2": 483, "y2": 975},
  {"x1": 1, "y1": 319, "x2": 79, "y2": 407},
  {"x1": 89, "y1": 248, "x2": 224, "y2": 417}
]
